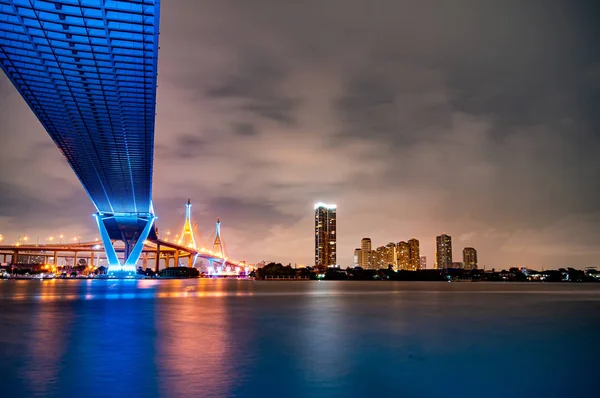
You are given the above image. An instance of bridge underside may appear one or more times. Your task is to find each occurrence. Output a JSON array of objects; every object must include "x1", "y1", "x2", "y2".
[{"x1": 0, "y1": 1, "x2": 161, "y2": 276}]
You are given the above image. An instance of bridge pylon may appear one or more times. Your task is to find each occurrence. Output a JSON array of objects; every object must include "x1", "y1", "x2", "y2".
[
  {"x1": 95, "y1": 212, "x2": 156, "y2": 278},
  {"x1": 179, "y1": 199, "x2": 197, "y2": 249},
  {"x1": 212, "y1": 218, "x2": 224, "y2": 258},
  {"x1": 177, "y1": 199, "x2": 198, "y2": 266}
]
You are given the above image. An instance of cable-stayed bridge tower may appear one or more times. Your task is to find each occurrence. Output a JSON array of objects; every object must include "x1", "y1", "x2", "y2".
[
  {"x1": 212, "y1": 218, "x2": 224, "y2": 258},
  {"x1": 179, "y1": 199, "x2": 197, "y2": 249}
]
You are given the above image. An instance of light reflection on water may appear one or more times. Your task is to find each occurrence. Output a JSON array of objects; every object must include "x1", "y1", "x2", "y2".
[{"x1": 0, "y1": 280, "x2": 599, "y2": 398}]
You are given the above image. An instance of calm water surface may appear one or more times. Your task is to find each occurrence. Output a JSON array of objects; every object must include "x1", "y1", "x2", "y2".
[{"x1": 0, "y1": 280, "x2": 599, "y2": 398}]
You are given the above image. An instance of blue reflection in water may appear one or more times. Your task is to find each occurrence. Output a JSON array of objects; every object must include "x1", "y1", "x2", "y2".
[{"x1": 0, "y1": 280, "x2": 599, "y2": 398}]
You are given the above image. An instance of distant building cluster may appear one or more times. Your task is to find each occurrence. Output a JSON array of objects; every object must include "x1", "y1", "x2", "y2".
[
  {"x1": 353, "y1": 234, "x2": 478, "y2": 271},
  {"x1": 354, "y1": 238, "x2": 421, "y2": 271},
  {"x1": 313, "y1": 203, "x2": 478, "y2": 270}
]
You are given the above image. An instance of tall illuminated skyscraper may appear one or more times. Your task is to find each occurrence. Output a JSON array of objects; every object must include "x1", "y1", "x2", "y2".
[
  {"x1": 397, "y1": 241, "x2": 409, "y2": 270},
  {"x1": 361, "y1": 238, "x2": 372, "y2": 269},
  {"x1": 435, "y1": 234, "x2": 452, "y2": 269},
  {"x1": 315, "y1": 203, "x2": 337, "y2": 267},
  {"x1": 408, "y1": 238, "x2": 420, "y2": 270},
  {"x1": 354, "y1": 248, "x2": 362, "y2": 267},
  {"x1": 385, "y1": 242, "x2": 397, "y2": 269},
  {"x1": 463, "y1": 247, "x2": 478, "y2": 270}
]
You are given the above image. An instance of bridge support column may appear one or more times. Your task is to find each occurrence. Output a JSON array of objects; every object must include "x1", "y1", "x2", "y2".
[
  {"x1": 188, "y1": 255, "x2": 193, "y2": 267},
  {"x1": 155, "y1": 243, "x2": 161, "y2": 273},
  {"x1": 174, "y1": 250, "x2": 180, "y2": 267},
  {"x1": 95, "y1": 213, "x2": 156, "y2": 278},
  {"x1": 53, "y1": 252, "x2": 58, "y2": 266}
]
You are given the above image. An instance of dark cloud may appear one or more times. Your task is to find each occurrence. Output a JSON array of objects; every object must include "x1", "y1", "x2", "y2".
[
  {"x1": 1, "y1": 0, "x2": 600, "y2": 268},
  {"x1": 233, "y1": 123, "x2": 257, "y2": 137},
  {"x1": 204, "y1": 51, "x2": 287, "y2": 99},
  {"x1": 202, "y1": 50, "x2": 300, "y2": 124},
  {"x1": 173, "y1": 134, "x2": 207, "y2": 159},
  {"x1": 0, "y1": 180, "x2": 95, "y2": 233},
  {"x1": 240, "y1": 97, "x2": 300, "y2": 125}
]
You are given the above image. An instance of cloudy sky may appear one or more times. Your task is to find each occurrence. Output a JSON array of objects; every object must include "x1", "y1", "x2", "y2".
[{"x1": 1, "y1": 0, "x2": 599, "y2": 269}]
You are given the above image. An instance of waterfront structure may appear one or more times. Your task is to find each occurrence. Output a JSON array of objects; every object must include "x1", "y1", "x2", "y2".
[
  {"x1": 16, "y1": 254, "x2": 45, "y2": 265},
  {"x1": 397, "y1": 241, "x2": 410, "y2": 270},
  {"x1": 436, "y1": 234, "x2": 453, "y2": 269},
  {"x1": 315, "y1": 203, "x2": 337, "y2": 267},
  {"x1": 408, "y1": 238, "x2": 420, "y2": 271},
  {"x1": 420, "y1": 256, "x2": 427, "y2": 270},
  {"x1": 354, "y1": 249, "x2": 362, "y2": 267},
  {"x1": 0, "y1": 240, "x2": 197, "y2": 272},
  {"x1": 361, "y1": 238, "x2": 372, "y2": 269},
  {"x1": 452, "y1": 262, "x2": 464, "y2": 269},
  {"x1": 0, "y1": 1, "x2": 248, "y2": 277},
  {"x1": 463, "y1": 247, "x2": 478, "y2": 270},
  {"x1": 0, "y1": 1, "x2": 162, "y2": 276}
]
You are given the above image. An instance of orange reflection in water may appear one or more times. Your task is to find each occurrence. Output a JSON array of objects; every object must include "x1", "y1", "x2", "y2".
[
  {"x1": 154, "y1": 280, "x2": 235, "y2": 397},
  {"x1": 22, "y1": 281, "x2": 72, "y2": 396}
]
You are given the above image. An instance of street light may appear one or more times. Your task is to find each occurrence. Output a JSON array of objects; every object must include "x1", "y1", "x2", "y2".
[
  {"x1": 0, "y1": 234, "x2": 4, "y2": 243},
  {"x1": 48, "y1": 236, "x2": 54, "y2": 243},
  {"x1": 23, "y1": 236, "x2": 29, "y2": 244},
  {"x1": 59, "y1": 234, "x2": 64, "y2": 244}
]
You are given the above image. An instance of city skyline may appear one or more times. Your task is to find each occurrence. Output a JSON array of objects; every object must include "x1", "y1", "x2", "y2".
[{"x1": 1, "y1": 1, "x2": 600, "y2": 269}]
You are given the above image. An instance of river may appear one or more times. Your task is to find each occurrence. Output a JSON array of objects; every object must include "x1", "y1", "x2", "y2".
[{"x1": 0, "y1": 279, "x2": 598, "y2": 397}]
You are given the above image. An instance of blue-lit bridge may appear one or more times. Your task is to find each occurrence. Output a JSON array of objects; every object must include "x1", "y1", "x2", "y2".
[{"x1": 0, "y1": 1, "x2": 244, "y2": 276}]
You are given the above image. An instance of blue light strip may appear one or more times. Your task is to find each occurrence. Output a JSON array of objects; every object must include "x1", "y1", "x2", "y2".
[
  {"x1": 96, "y1": 213, "x2": 155, "y2": 274},
  {"x1": 94, "y1": 213, "x2": 120, "y2": 267},
  {"x1": 124, "y1": 215, "x2": 155, "y2": 267}
]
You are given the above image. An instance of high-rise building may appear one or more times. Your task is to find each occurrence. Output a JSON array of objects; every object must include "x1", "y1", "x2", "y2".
[
  {"x1": 435, "y1": 234, "x2": 452, "y2": 269},
  {"x1": 420, "y1": 256, "x2": 427, "y2": 270},
  {"x1": 353, "y1": 248, "x2": 362, "y2": 268},
  {"x1": 314, "y1": 203, "x2": 337, "y2": 267},
  {"x1": 375, "y1": 246, "x2": 386, "y2": 269},
  {"x1": 397, "y1": 241, "x2": 410, "y2": 270},
  {"x1": 361, "y1": 238, "x2": 372, "y2": 269},
  {"x1": 385, "y1": 242, "x2": 397, "y2": 269},
  {"x1": 16, "y1": 254, "x2": 45, "y2": 265},
  {"x1": 463, "y1": 247, "x2": 478, "y2": 270},
  {"x1": 408, "y1": 238, "x2": 420, "y2": 271}
]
